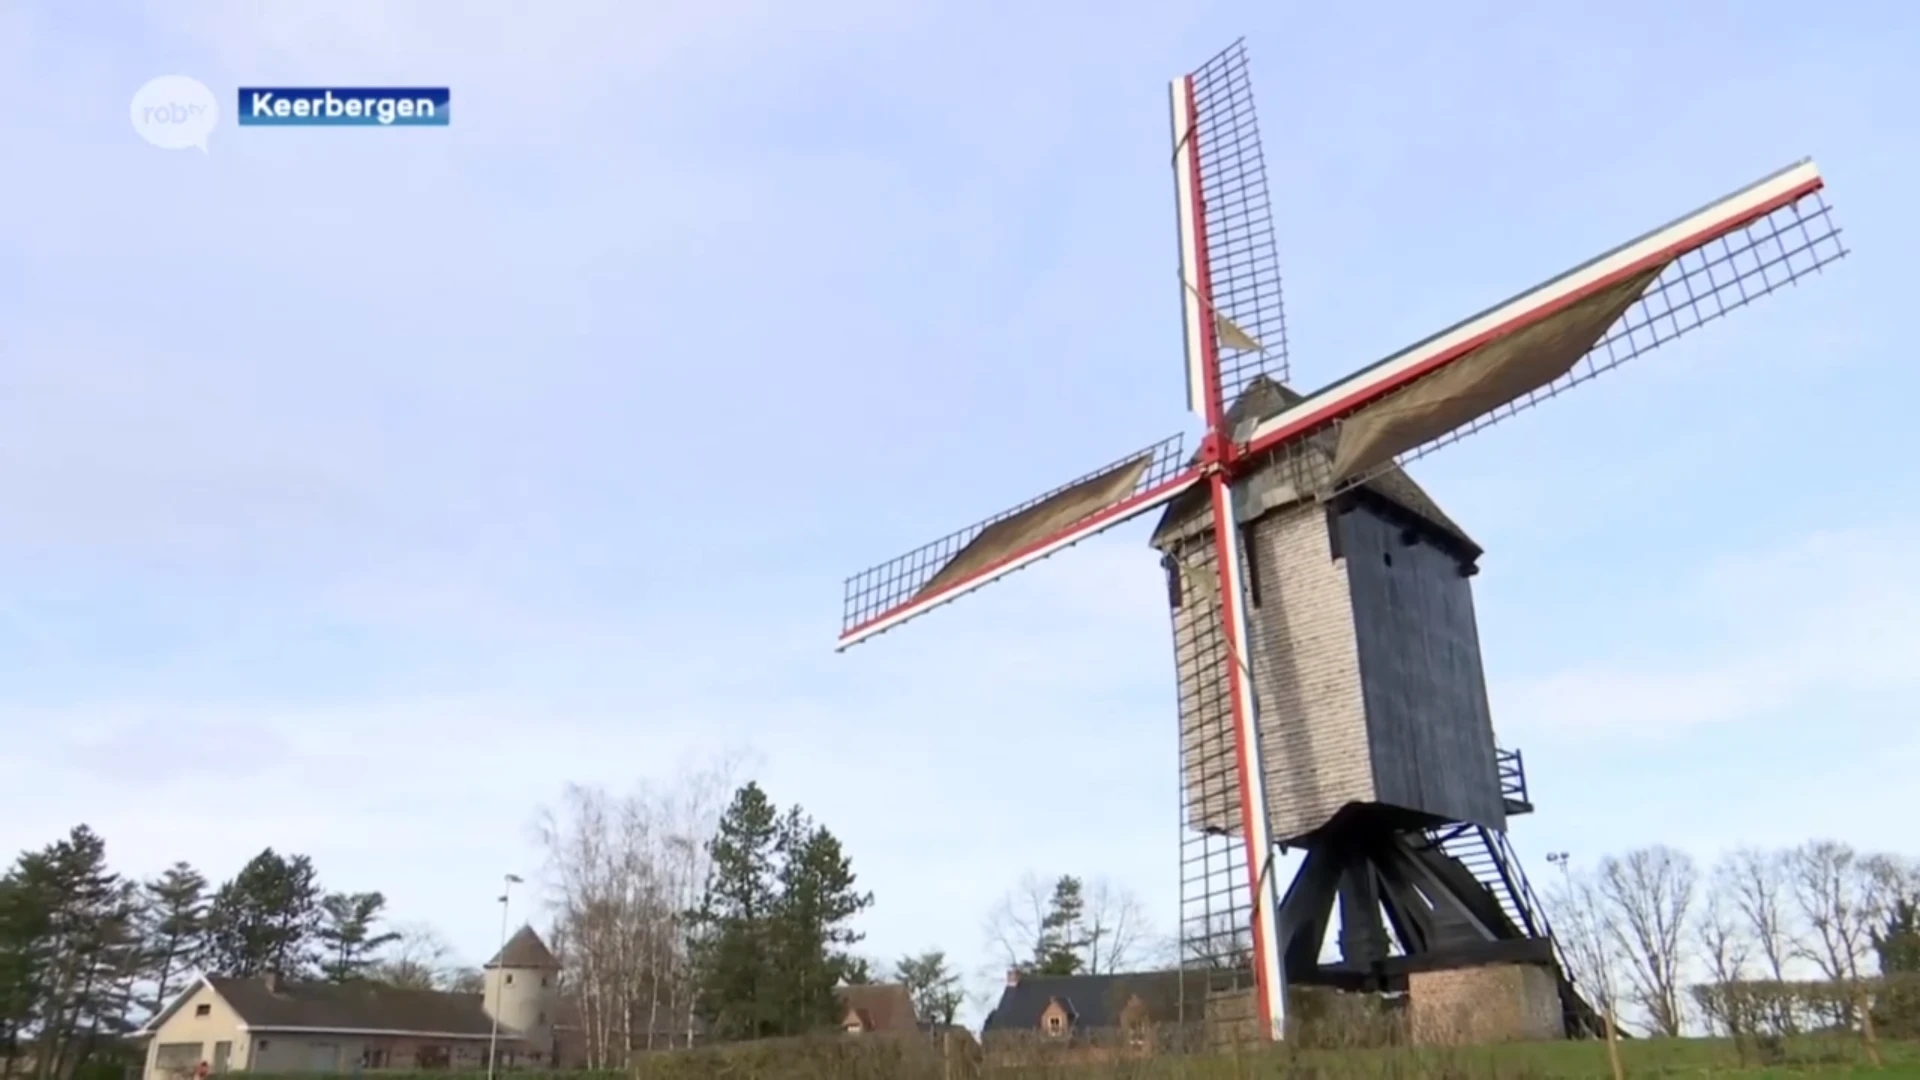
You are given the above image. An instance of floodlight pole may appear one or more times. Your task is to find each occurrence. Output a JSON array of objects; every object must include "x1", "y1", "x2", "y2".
[{"x1": 487, "y1": 873, "x2": 522, "y2": 1080}]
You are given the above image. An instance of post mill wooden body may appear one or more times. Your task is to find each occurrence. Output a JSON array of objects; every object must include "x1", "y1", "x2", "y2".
[{"x1": 836, "y1": 39, "x2": 1845, "y2": 1042}]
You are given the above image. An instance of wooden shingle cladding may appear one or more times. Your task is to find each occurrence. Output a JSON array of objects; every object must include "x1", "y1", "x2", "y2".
[{"x1": 1153, "y1": 379, "x2": 1505, "y2": 844}]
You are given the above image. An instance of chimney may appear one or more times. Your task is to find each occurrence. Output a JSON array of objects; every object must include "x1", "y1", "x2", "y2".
[
  {"x1": 1006, "y1": 969, "x2": 1021, "y2": 988},
  {"x1": 263, "y1": 972, "x2": 282, "y2": 994}
]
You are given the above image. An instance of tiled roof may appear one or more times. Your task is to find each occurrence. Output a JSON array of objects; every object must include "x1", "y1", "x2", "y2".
[
  {"x1": 982, "y1": 971, "x2": 1184, "y2": 1033},
  {"x1": 207, "y1": 977, "x2": 499, "y2": 1037},
  {"x1": 835, "y1": 983, "x2": 918, "y2": 1035}
]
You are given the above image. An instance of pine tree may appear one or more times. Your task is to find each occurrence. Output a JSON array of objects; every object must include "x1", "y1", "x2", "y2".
[
  {"x1": 1033, "y1": 876, "x2": 1088, "y2": 976},
  {"x1": 317, "y1": 893, "x2": 401, "y2": 982},
  {"x1": 137, "y1": 862, "x2": 208, "y2": 1016},
  {"x1": 768, "y1": 807, "x2": 873, "y2": 1032},
  {"x1": 894, "y1": 951, "x2": 963, "y2": 1028},
  {"x1": 203, "y1": 850, "x2": 322, "y2": 978},
  {"x1": 689, "y1": 783, "x2": 873, "y2": 1040},
  {"x1": 688, "y1": 782, "x2": 780, "y2": 1040},
  {"x1": 22, "y1": 827, "x2": 142, "y2": 1080},
  {"x1": 0, "y1": 857, "x2": 55, "y2": 1076}
]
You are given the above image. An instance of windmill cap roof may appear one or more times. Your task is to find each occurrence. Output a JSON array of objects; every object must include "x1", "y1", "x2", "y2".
[
  {"x1": 1151, "y1": 376, "x2": 1479, "y2": 558},
  {"x1": 485, "y1": 925, "x2": 559, "y2": 969}
]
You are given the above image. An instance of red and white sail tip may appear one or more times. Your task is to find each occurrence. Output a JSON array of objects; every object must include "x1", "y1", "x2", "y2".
[{"x1": 838, "y1": 434, "x2": 1200, "y2": 650}]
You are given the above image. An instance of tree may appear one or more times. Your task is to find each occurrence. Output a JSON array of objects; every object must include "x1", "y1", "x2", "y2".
[
  {"x1": 317, "y1": 892, "x2": 401, "y2": 982},
  {"x1": 1784, "y1": 840, "x2": 1887, "y2": 1027},
  {"x1": 1595, "y1": 845, "x2": 1696, "y2": 1036},
  {"x1": 688, "y1": 781, "x2": 780, "y2": 1040},
  {"x1": 446, "y1": 967, "x2": 486, "y2": 994},
  {"x1": 203, "y1": 850, "x2": 322, "y2": 977},
  {"x1": 1034, "y1": 877, "x2": 1088, "y2": 976},
  {"x1": 894, "y1": 951, "x2": 963, "y2": 1028},
  {"x1": 368, "y1": 923, "x2": 456, "y2": 990},
  {"x1": 0, "y1": 851, "x2": 55, "y2": 1077},
  {"x1": 1871, "y1": 896, "x2": 1920, "y2": 1038},
  {"x1": 1691, "y1": 874, "x2": 1753, "y2": 1037},
  {"x1": 689, "y1": 782, "x2": 873, "y2": 1041},
  {"x1": 537, "y1": 755, "x2": 740, "y2": 1064},
  {"x1": 768, "y1": 804, "x2": 874, "y2": 1027},
  {"x1": 984, "y1": 873, "x2": 1154, "y2": 977},
  {"x1": 136, "y1": 863, "x2": 208, "y2": 1016},
  {"x1": 1718, "y1": 847, "x2": 1799, "y2": 1034},
  {"x1": 17, "y1": 827, "x2": 143, "y2": 1080}
]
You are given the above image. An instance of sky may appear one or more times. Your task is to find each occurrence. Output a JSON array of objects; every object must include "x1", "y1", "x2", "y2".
[{"x1": 2, "y1": 0, "x2": 1916, "y2": 1021}]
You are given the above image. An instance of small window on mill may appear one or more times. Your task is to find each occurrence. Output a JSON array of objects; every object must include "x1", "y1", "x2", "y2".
[{"x1": 194, "y1": 1004, "x2": 211, "y2": 1017}]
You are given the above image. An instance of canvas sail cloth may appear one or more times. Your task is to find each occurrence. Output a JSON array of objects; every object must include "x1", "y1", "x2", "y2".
[
  {"x1": 1323, "y1": 265, "x2": 1665, "y2": 484},
  {"x1": 911, "y1": 455, "x2": 1154, "y2": 601}
]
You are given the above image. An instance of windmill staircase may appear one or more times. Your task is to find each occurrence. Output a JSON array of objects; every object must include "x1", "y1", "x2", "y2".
[{"x1": 1416, "y1": 748, "x2": 1607, "y2": 1039}]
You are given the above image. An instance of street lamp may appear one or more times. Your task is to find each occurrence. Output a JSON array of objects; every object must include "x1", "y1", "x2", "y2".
[
  {"x1": 1545, "y1": 851, "x2": 1571, "y2": 889},
  {"x1": 487, "y1": 873, "x2": 523, "y2": 1080}
]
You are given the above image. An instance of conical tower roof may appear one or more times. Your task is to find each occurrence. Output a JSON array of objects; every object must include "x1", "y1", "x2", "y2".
[{"x1": 485, "y1": 925, "x2": 559, "y2": 970}]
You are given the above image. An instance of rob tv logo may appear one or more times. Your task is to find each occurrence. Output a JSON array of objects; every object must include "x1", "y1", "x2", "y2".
[{"x1": 130, "y1": 75, "x2": 218, "y2": 152}]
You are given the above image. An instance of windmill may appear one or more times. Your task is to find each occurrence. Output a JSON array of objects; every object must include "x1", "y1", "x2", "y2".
[{"x1": 836, "y1": 39, "x2": 1844, "y2": 1043}]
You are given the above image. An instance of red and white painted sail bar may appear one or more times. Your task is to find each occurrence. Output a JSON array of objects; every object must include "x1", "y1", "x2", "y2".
[
  {"x1": 836, "y1": 460, "x2": 1204, "y2": 650},
  {"x1": 1240, "y1": 158, "x2": 1825, "y2": 459},
  {"x1": 1168, "y1": 72, "x2": 1212, "y2": 420}
]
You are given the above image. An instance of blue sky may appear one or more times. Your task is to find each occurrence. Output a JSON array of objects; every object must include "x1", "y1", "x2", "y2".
[{"x1": 2, "y1": 0, "x2": 1915, "y2": 1016}]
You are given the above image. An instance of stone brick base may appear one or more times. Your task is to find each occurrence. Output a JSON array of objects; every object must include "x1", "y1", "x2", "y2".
[{"x1": 1408, "y1": 962, "x2": 1561, "y2": 1045}]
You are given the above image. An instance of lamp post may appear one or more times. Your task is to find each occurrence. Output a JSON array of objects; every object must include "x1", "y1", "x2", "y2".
[{"x1": 487, "y1": 873, "x2": 523, "y2": 1080}]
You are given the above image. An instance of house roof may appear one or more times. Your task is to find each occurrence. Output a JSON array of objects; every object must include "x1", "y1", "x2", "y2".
[
  {"x1": 834, "y1": 983, "x2": 918, "y2": 1035},
  {"x1": 196, "y1": 976, "x2": 501, "y2": 1037},
  {"x1": 1150, "y1": 377, "x2": 1479, "y2": 561},
  {"x1": 982, "y1": 971, "x2": 1185, "y2": 1034},
  {"x1": 486, "y1": 925, "x2": 560, "y2": 970}
]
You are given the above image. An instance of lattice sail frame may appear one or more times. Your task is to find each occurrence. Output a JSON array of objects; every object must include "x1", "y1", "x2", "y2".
[
  {"x1": 1248, "y1": 182, "x2": 1845, "y2": 505},
  {"x1": 838, "y1": 434, "x2": 1194, "y2": 646},
  {"x1": 1173, "y1": 39, "x2": 1291, "y2": 417}
]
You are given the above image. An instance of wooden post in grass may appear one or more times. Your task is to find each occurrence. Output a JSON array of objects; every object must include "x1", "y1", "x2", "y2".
[
  {"x1": 1855, "y1": 980, "x2": 1882, "y2": 1068},
  {"x1": 1603, "y1": 1002, "x2": 1625, "y2": 1080}
]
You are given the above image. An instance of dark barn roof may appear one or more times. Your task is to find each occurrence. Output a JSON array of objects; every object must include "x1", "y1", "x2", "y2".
[
  {"x1": 982, "y1": 971, "x2": 1183, "y2": 1034},
  {"x1": 205, "y1": 977, "x2": 497, "y2": 1036}
]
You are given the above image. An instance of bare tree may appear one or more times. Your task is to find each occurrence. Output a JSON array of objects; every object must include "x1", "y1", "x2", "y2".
[
  {"x1": 1719, "y1": 847, "x2": 1799, "y2": 1034},
  {"x1": 536, "y1": 752, "x2": 742, "y2": 1066},
  {"x1": 369, "y1": 922, "x2": 457, "y2": 990},
  {"x1": 1595, "y1": 846, "x2": 1697, "y2": 1036},
  {"x1": 1082, "y1": 879, "x2": 1151, "y2": 974},
  {"x1": 1548, "y1": 864, "x2": 1625, "y2": 1030},
  {"x1": 982, "y1": 873, "x2": 1053, "y2": 974},
  {"x1": 1784, "y1": 840, "x2": 1888, "y2": 1027},
  {"x1": 982, "y1": 873, "x2": 1156, "y2": 975},
  {"x1": 1692, "y1": 878, "x2": 1753, "y2": 1037}
]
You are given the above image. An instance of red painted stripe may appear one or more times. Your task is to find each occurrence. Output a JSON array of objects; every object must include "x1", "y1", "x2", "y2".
[
  {"x1": 1240, "y1": 177, "x2": 1825, "y2": 464},
  {"x1": 1206, "y1": 472, "x2": 1278, "y2": 1038},
  {"x1": 837, "y1": 467, "x2": 1204, "y2": 643}
]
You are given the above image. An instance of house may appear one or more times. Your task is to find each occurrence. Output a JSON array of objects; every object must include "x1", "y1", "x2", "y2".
[
  {"x1": 833, "y1": 984, "x2": 918, "y2": 1036},
  {"x1": 134, "y1": 926, "x2": 562, "y2": 1078},
  {"x1": 980, "y1": 969, "x2": 1185, "y2": 1061}
]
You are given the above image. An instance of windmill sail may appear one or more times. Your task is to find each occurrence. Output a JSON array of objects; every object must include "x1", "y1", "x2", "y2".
[
  {"x1": 1171, "y1": 39, "x2": 1291, "y2": 420},
  {"x1": 838, "y1": 433, "x2": 1200, "y2": 649},
  {"x1": 1241, "y1": 159, "x2": 1844, "y2": 489}
]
